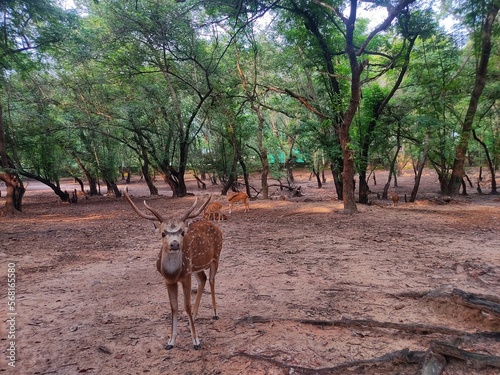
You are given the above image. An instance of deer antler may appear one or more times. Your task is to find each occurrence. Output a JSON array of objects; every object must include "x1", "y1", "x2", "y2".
[
  {"x1": 125, "y1": 188, "x2": 213, "y2": 223},
  {"x1": 123, "y1": 188, "x2": 159, "y2": 221},
  {"x1": 143, "y1": 200, "x2": 165, "y2": 222},
  {"x1": 181, "y1": 194, "x2": 212, "y2": 221}
]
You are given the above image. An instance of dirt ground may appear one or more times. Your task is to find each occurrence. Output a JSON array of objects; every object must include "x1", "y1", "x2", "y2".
[{"x1": 1, "y1": 168, "x2": 499, "y2": 375}]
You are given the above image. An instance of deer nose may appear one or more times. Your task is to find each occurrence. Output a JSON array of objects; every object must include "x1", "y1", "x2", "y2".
[{"x1": 169, "y1": 240, "x2": 180, "y2": 251}]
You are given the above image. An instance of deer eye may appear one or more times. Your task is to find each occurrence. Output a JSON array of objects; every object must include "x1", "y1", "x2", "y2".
[
  {"x1": 161, "y1": 231, "x2": 166, "y2": 238},
  {"x1": 180, "y1": 230, "x2": 185, "y2": 236}
]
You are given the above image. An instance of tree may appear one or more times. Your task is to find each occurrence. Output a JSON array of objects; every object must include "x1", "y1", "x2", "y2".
[
  {"x1": 89, "y1": 0, "x2": 226, "y2": 197},
  {"x1": 233, "y1": 29, "x2": 271, "y2": 198},
  {"x1": 3, "y1": 70, "x2": 75, "y2": 201},
  {"x1": 263, "y1": 0, "x2": 417, "y2": 212},
  {"x1": 0, "y1": 0, "x2": 76, "y2": 214},
  {"x1": 447, "y1": 0, "x2": 499, "y2": 195}
]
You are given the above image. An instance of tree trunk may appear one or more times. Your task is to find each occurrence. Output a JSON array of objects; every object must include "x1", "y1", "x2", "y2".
[
  {"x1": 74, "y1": 176, "x2": 85, "y2": 192},
  {"x1": 160, "y1": 69, "x2": 189, "y2": 198},
  {"x1": 447, "y1": 4, "x2": 499, "y2": 195},
  {"x1": 383, "y1": 133, "x2": 401, "y2": 200},
  {"x1": 71, "y1": 152, "x2": 99, "y2": 195},
  {"x1": 222, "y1": 124, "x2": 240, "y2": 195},
  {"x1": 338, "y1": 57, "x2": 362, "y2": 213},
  {"x1": 0, "y1": 103, "x2": 25, "y2": 215},
  {"x1": 142, "y1": 164, "x2": 158, "y2": 195},
  {"x1": 409, "y1": 131, "x2": 430, "y2": 202},
  {"x1": 340, "y1": 123, "x2": 358, "y2": 213},
  {"x1": 358, "y1": 168, "x2": 370, "y2": 204},
  {"x1": 312, "y1": 165, "x2": 322, "y2": 188},
  {"x1": 330, "y1": 161, "x2": 343, "y2": 200},
  {"x1": 285, "y1": 157, "x2": 295, "y2": 187},
  {"x1": 256, "y1": 108, "x2": 269, "y2": 199},
  {"x1": 161, "y1": 167, "x2": 187, "y2": 197},
  {"x1": 473, "y1": 129, "x2": 498, "y2": 194},
  {"x1": 105, "y1": 179, "x2": 121, "y2": 198},
  {"x1": 0, "y1": 172, "x2": 25, "y2": 215},
  {"x1": 383, "y1": 125, "x2": 401, "y2": 199},
  {"x1": 87, "y1": 175, "x2": 99, "y2": 196},
  {"x1": 18, "y1": 170, "x2": 70, "y2": 202},
  {"x1": 239, "y1": 156, "x2": 251, "y2": 198}
]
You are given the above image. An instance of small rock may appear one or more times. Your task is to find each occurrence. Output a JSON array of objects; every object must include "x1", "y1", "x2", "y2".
[{"x1": 98, "y1": 345, "x2": 112, "y2": 354}]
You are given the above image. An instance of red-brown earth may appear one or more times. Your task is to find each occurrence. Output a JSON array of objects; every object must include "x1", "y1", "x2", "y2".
[{"x1": 1, "y1": 168, "x2": 499, "y2": 374}]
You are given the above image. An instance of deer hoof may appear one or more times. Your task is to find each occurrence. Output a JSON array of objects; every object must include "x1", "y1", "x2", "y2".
[
  {"x1": 212, "y1": 315, "x2": 219, "y2": 320},
  {"x1": 165, "y1": 344, "x2": 174, "y2": 350},
  {"x1": 194, "y1": 343, "x2": 202, "y2": 350}
]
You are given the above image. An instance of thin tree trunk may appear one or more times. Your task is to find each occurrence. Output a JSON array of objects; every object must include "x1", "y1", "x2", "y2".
[
  {"x1": 330, "y1": 161, "x2": 343, "y2": 200},
  {"x1": 142, "y1": 164, "x2": 158, "y2": 195},
  {"x1": 257, "y1": 111, "x2": 269, "y2": 199},
  {"x1": 473, "y1": 129, "x2": 498, "y2": 194},
  {"x1": 410, "y1": 132, "x2": 430, "y2": 202},
  {"x1": 71, "y1": 152, "x2": 99, "y2": 195},
  {"x1": 447, "y1": 4, "x2": 499, "y2": 195},
  {"x1": 285, "y1": 157, "x2": 295, "y2": 187},
  {"x1": 18, "y1": 170, "x2": 69, "y2": 202},
  {"x1": 105, "y1": 179, "x2": 121, "y2": 198},
  {"x1": 383, "y1": 126, "x2": 402, "y2": 200},
  {"x1": 312, "y1": 166, "x2": 322, "y2": 188},
  {"x1": 222, "y1": 124, "x2": 240, "y2": 195},
  {"x1": 239, "y1": 156, "x2": 251, "y2": 198}
]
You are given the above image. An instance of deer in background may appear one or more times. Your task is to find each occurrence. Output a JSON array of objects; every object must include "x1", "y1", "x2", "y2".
[
  {"x1": 227, "y1": 191, "x2": 249, "y2": 214},
  {"x1": 124, "y1": 190, "x2": 223, "y2": 350},
  {"x1": 203, "y1": 201, "x2": 227, "y2": 221},
  {"x1": 389, "y1": 191, "x2": 400, "y2": 207}
]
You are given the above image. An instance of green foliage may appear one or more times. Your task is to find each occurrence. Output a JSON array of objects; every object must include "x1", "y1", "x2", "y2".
[{"x1": 2, "y1": 0, "x2": 498, "y2": 199}]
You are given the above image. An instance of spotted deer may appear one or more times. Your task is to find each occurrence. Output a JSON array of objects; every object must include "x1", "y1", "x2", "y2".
[
  {"x1": 203, "y1": 202, "x2": 226, "y2": 221},
  {"x1": 227, "y1": 191, "x2": 249, "y2": 214},
  {"x1": 389, "y1": 191, "x2": 400, "y2": 206},
  {"x1": 124, "y1": 190, "x2": 223, "y2": 350}
]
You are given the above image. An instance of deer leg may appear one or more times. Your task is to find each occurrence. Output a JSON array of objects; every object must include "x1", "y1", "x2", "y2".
[
  {"x1": 192, "y1": 271, "x2": 207, "y2": 319},
  {"x1": 165, "y1": 283, "x2": 179, "y2": 350},
  {"x1": 209, "y1": 262, "x2": 219, "y2": 320},
  {"x1": 181, "y1": 278, "x2": 201, "y2": 350}
]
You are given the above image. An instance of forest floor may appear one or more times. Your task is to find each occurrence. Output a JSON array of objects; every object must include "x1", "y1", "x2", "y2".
[{"x1": 1, "y1": 168, "x2": 499, "y2": 375}]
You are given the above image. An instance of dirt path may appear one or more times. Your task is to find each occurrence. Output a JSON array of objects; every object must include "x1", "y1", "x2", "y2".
[{"x1": 1, "y1": 169, "x2": 499, "y2": 374}]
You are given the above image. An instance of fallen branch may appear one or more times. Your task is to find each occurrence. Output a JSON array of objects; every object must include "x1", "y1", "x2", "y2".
[
  {"x1": 231, "y1": 348, "x2": 425, "y2": 375},
  {"x1": 450, "y1": 288, "x2": 500, "y2": 316},
  {"x1": 231, "y1": 340, "x2": 500, "y2": 375},
  {"x1": 429, "y1": 341, "x2": 500, "y2": 368},
  {"x1": 236, "y1": 315, "x2": 497, "y2": 339},
  {"x1": 392, "y1": 288, "x2": 500, "y2": 317}
]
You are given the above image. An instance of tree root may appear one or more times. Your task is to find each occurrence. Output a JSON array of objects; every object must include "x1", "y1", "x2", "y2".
[
  {"x1": 394, "y1": 288, "x2": 500, "y2": 317},
  {"x1": 236, "y1": 315, "x2": 498, "y2": 339},
  {"x1": 422, "y1": 341, "x2": 500, "y2": 375},
  {"x1": 234, "y1": 316, "x2": 500, "y2": 374},
  {"x1": 231, "y1": 340, "x2": 500, "y2": 375},
  {"x1": 449, "y1": 288, "x2": 500, "y2": 316},
  {"x1": 231, "y1": 348, "x2": 425, "y2": 374}
]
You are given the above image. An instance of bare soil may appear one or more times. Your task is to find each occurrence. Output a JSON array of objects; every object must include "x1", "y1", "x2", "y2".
[{"x1": 1, "y1": 168, "x2": 499, "y2": 375}]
